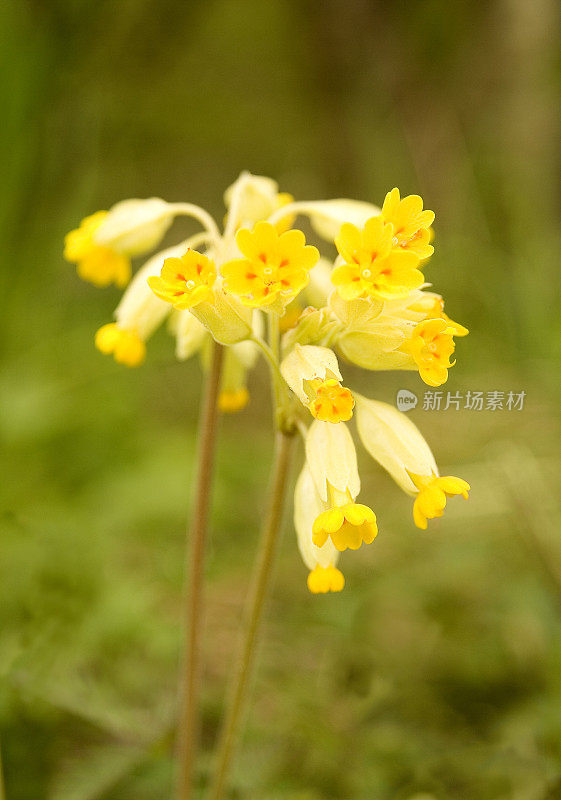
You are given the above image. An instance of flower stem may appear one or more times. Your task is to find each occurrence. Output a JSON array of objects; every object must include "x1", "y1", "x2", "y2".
[
  {"x1": 176, "y1": 340, "x2": 224, "y2": 800},
  {"x1": 206, "y1": 430, "x2": 294, "y2": 800}
]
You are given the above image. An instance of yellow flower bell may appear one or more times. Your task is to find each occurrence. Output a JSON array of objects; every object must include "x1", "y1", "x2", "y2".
[
  {"x1": 95, "y1": 323, "x2": 146, "y2": 367},
  {"x1": 312, "y1": 500, "x2": 377, "y2": 552},
  {"x1": 64, "y1": 212, "x2": 131, "y2": 288},
  {"x1": 280, "y1": 344, "x2": 354, "y2": 424},
  {"x1": 409, "y1": 472, "x2": 470, "y2": 530},
  {"x1": 307, "y1": 565, "x2": 345, "y2": 594}
]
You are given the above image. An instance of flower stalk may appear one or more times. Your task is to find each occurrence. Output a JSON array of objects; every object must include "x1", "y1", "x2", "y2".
[
  {"x1": 206, "y1": 430, "x2": 294, "y2": 800},
  {"x1": 176, "y1": 340, "x2": 224, "y2": 800}
]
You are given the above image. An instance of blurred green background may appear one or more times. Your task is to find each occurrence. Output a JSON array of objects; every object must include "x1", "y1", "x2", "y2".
[{"x1": 2, "y1": 0, "x2": 561, "y2": 798}]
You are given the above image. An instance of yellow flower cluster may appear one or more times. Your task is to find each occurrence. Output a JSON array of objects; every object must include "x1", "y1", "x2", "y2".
[{"x1": 65, "y1": 173, "x2": 470, "y2": 593}]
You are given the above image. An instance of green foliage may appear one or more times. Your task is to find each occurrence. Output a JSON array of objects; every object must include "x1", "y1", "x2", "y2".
[{"x1": 2, "y1": 0, "x2": 561, "y2": 797}]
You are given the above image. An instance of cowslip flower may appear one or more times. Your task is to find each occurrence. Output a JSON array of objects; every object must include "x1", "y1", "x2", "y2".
[
  {"x1": 221, "y1": 222, "x2": 319, "y2": 310},
  {"x1": 280, "y1": 345, "x2": 354, "y2": 424},
  {"x1": 64, "y1": 198, "x2": 179, "y2": 288},
  {"x1": 331, "y1": 215, "x2": 424, "y2": 300},
  {"x1": 401, "y1": 318, "x2": 457, "y2": 387},
  {"x1": 64, "y1": 211, "x2": 131, "y2": 288},
  {"x1": 147, "y1": 250, "x2": 217, "y2": 309},
  {"x1": 381, "y1": 187, "x2": 435, "y2": 260},
  {"x1": 94, "y1": 243, "x2": 184, "y2": 366},
  {"x1": 66, "y1": 172, "x2": 470, "y2": 594},
  {"x1": 355, "y1": 396, "x2": 470, "y2": 530},
  {"x1": 408, "y1": 472, "x2": 470, "y2": 530},
  {"x1": 326, "y1": 291, "x2": 468, "y2": 387},
  {"x1": 305, "y1": 421, "x2": 377, "y2": 552},
  {"x1": 294, "y1": 465, "x2": 345, "y2": 593}
]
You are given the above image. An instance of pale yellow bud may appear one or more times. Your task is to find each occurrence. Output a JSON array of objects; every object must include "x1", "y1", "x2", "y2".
[{"x1": 95, "y1": 198, "x2": 174, "y2": 257}]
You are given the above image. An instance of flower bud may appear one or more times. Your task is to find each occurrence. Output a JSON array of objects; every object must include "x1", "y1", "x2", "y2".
[{"x1": 95, "y1": 198, "x2": 175, "y2": 257}]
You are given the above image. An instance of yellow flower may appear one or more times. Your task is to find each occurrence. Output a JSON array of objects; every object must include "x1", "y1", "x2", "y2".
[
  {"x1": 280, "y1": 345, "x2": 354, "y2": 424},
  {"x1": 307, "y1": 565, "x2": 345, "y2": 594},
  {"x1": 218, "y1": 388, "x2": 249, "y2": 413},
  {"x1": 331, "y1": 215, "x2": 423, "y2": 300},
  {"x1": 95, "y1": 323, "x2": 146, "y2": 367},
  {"x1": 427, "y1": 297, "x2": 469, "y2": 337},
  {"x1": 294, "y1": 465, "x2": 345, "y2": 593},
  {"x1": 305, "y1": 421, "x2": 377, "y2": 552},
  {"x1": 381, "y1": 188, "x2": 435, "y2": 259},
  {"x1": 409, "y1": 472, "x2": 470, "y2": 530},
  {"x1": 403, "y1": 318, "x2": 456, "y2": 386},
  {"x1": 312, "y1": 498, "x2": 377, "y2": 552},
  {"x1": 147, "y1": 250, "x2": 216, "y2": 309},
  {"x1": 221, "y1": 222, "x2": 319, "y2": 308},
  {"x1": 308, "y1": 379, "x2": 354, "y2": 424},
  {"x1": 64, "y1": 212, "x2": 131, "y2": 288}
]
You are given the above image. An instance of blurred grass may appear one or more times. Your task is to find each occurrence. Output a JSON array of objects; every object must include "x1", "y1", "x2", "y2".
[{"x1": 2, "y1": 0, "x2": 561, "y2": 798}]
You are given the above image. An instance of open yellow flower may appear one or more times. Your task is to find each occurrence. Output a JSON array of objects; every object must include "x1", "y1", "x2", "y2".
[
  {"x1": 312, "y1": 499, "x2": 377, "y2": 551},
  {"x1": 64, "y1": 212, "x2": 131, "y2": 288},
  {"x1": 308, "y1": 379, "x2": 354, "y2": 424},
  {"x1": 402, "y1": 318, "x2": 457, "y2": 386},
  {"x1": 95, "y1": 323, "x2": 146, "y2": 367},
  {"x1": 221, "y1": 222, "x2": 319, "y2": 308},
  {"x1": 280, "y1": 344, "x2": 354, "y2": 423},
  {"x1": 409, "y1": 472, "x2": 470, "y2": 530},
  {"x1": 331, "y1": 215, "x2": 423, "y2": 300},
  {"x1": 381, "y1": 188, "x2": 435, "y2": 259},
  {"x1": 147, "y1": 250, "x2": 216, "y2": 309}
]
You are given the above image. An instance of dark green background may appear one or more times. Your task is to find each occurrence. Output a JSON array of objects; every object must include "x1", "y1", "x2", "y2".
[{"x1": 2, "y1": 1, "x2": 561, "y2": 798}]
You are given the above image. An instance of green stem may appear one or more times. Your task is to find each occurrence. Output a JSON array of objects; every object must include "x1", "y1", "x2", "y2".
[
  {"x1": 176, "y1": 341, "x2": 224, "y2": 800},
  {"x1": 206, "y1": 431, "x2": 294, "y2": 800},
  {"x1": 250, "y1": 336, "x2": 284, "y2": 392}
]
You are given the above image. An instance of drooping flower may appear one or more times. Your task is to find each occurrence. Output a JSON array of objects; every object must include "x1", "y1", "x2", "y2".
[
  {"x1": 331, "y1": 215, "x2": 424, "y2": 300},
  {"x1": 294, "y1": 465, "x2": 345, "y2": 593},
  {"x1": 409, "y1": 472, "x2": 470, "y2": 530},
  {"x1": 94, "y1": 244, "x2": 182, "y2": 366},
  {"x1": 221, "y1": 222, "x2": 319, "y2": 309},
  {"x1": 95, "y1": 323, "x2": 146, "y2": 367},
  {"x1": 281, "y1": 344, "x2": 354, "y2": 423},
  {"x1": 381, "y1": 187, "x2": 435, "y2": 259},
  {"x1": 305, "y1": 421, "x2": 377, "y2": 551},
  {"x1": 64, "y1": 198, "x2": 176, "y2": 288},
  {"x1": 355, "y1": 396, "x2": 469, "y2": 530},
  {"x1": 64, "y1": 212, "x2": 131, "y2": 288}
]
